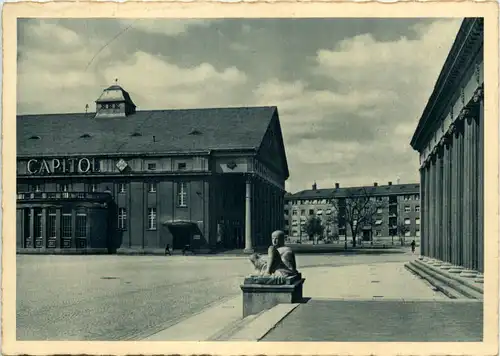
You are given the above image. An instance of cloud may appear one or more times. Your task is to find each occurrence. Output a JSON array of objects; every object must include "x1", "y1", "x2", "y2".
[
  {"x1": 122, "y1": 19, "x2": 215, "y2": 36},
  {"x1": 16, "y1": 18, "x2": 462, "y2": 194},
  {"x1": 17, "y1": 21, "x2": 248, "y2": 114}
]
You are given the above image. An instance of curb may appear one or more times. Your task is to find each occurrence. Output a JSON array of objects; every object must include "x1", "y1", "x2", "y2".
[
  {"x1": 405, "y1": 261, "x2": 482, "y2": 300},
  {"x1": 221, "y1": 303, "x2": 301, "y2": 341}
]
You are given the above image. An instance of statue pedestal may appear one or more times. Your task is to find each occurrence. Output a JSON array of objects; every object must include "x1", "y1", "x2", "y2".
[{"x1": 240, "y1": 274, "x2": 305, "y2": 318}]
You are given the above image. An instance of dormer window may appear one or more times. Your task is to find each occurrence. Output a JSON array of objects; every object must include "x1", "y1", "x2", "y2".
[
  {"x1": 177, "y1": 162, "x2": 187, "y2": 170},
  {"x1": 114, "y1": 103, "x2": 120, "y2": 109},
  {"x1": 29, "y1": 135, "x2": 41, "y2": 140},
  {"x1": 80, "y1": 134, "x2": 91, "y2": 139},
  {"x1": 189, "y1": 129, "x2": 202, "y2": 135},
  {"x1": 131, "y1": 132, "x2": 142, "y2": 137}
]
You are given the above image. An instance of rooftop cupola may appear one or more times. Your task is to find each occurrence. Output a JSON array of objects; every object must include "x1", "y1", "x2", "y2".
[{"x1": 95, "y1": 81, "x2": 136, "y2": 118}]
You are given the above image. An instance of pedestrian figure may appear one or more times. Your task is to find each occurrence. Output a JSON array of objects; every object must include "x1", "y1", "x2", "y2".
[
  {"x1": 411, "y1": 240, "x2": 416, "y2": 254},
  {"x1": 165, "y1": 244, "x2": 172, "y2": 256},
  {"x1": 182, "y1": 244, "x2": 192, "y2": 256}
]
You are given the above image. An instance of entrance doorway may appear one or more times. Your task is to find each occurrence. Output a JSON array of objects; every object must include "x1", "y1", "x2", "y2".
[
  {"x1": 362, "y1": 230, "x2": 371, "y2": 241},
  {"x1": 169, "y1": 225, "x2": 192, "y2": 250}
]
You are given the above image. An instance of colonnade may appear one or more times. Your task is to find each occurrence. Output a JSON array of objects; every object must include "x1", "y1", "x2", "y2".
[
  {"x1": 420, "y1": 87, "x2": 484, "y2": 272},
  {"x1": 244, "y1": 174, "x2": 285, "y2": 252}
]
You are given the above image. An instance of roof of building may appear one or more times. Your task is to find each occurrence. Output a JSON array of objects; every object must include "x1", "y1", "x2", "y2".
[
  {"x1": 285, "y1": 183, "x2": 420, "y2": 200},
  {"x1": 96, "y1": 85, "x2": 136, "y2": 106},
  {"x1": 410, "y1": 18, "x2": 483, "y2": 150},
  {"x1": 17, "y1": 106, "x2": 280, "y2": 157}
]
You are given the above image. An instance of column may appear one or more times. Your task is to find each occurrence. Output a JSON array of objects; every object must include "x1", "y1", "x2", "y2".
[
  {"x1": 463, "y1": 116, "x2": 471, "y2": 269},
  {"x1": 470, "y1": 113, "x2": 479, "y2": 270},
  {"x1": 55, "y1": 208, "x2": 61, "y2": 249},
  {"x1": 41, "y1": 207, "x2": 47, "y2": 248},
  {"x1": 71, "y1": 209, "x2": 77, "y2": 249},
  {"x1": 428, "y1": 159, "x2": 434, "y2": 258},
  {"x1": 441, "y1": 142, "x2": 450, "y2": 262},
  {"x1": 458, "y1": 118, "x2": 466, "y2": 267},
  {"x1": 29, "y1": 207, "x2": 35, "y2": 248},
  {"x1": 437, "y1": 148, "x2": 444, "y2": 260},
  {"x1": 419, "y1": 167, "x2": 425, "y2": 256},
  {"x1": 244, "y1": 176, "x2": 253, "y2": 253},
  {"x1": 456, "y1": 121, "x2": 464, "y2": 266},
  {"x1": 478, "y1": 99, "x2": 484, "y2": 272},
  {"x1": 425, "y1": 163, "x2": 431, "y2": 257},
  {"x1": 445, "y1": 139, "x2": 452, "y2": 263}
]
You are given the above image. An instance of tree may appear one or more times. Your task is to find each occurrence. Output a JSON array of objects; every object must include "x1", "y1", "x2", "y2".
[
  {"x1": 331, "y1": 187, "x2": 387, "y2": 248},
  {"x1": 303, "y1": 216, "x2": 324, "y2": 245},
  {"x1": 323, "y1": 214, "x2": 338, "y2": 243},
  {"x1": 397, "y1": 222, "x2": 410, "y2": 246}
]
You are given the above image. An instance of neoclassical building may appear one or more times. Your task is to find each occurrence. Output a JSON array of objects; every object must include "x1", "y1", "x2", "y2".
[
  {"x1": 410, "y1": 18, "x2": 484, "y2": 272},
  {"x1": 16, "y1": 84, "x2": 289, "y2": 254}
]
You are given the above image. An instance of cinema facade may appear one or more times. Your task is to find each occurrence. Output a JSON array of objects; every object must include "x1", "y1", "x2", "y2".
[
  {"x1": 410, "y1": 18, "x2": 484, "y2": 272},
  {"x1": 16, "y1": 85, "x2": 289, "y2": 254}
]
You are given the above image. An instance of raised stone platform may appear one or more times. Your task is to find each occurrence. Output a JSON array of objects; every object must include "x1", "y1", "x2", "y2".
[{"x1": 240, "y1": 274, "x2": 305, "y2": 317}]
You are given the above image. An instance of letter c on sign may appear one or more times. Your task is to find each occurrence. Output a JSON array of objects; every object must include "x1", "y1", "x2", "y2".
[
  {"x1": 78, "y1": 158, "x2": 91, "y2": 173},
  {"x1": 27, "y1": 159, "x2": 38, "y2": 174}
]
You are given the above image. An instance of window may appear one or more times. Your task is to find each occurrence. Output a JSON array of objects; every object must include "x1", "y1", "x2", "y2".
[
  {"x1": 60, "y1": 184, "x2": 70, "y2": 192},
  {"x1": 177, "y1": 162, "x2": 187, "y2": 170},
  {"x1": 32, "y1": 184, "x2": 42, "y2": 193},
  {"x1": 301, "y1": 210, "x2": 305, "y2": 216},
  {"x1": 114, "y1": 103, "x2": 120, "y2": 109},
  {"x1": 415, "y1": 205, "x2": 420, "y2": 212},
  {"x1": 148, "y1": 182, "x2": 157, "y2": 193},
  {"x1": 107, "y1": 103, "x2": 113, "y2": 109},
  {"x1": 376, "y1": 197, "x2": 383, "y2": 202},
  {"x1": 416, "y1": 229, "x2": 421, "y2": 237},
  {"x1": 375, "y1": 230, "x2": 381, "y2": 237},
  {"x1": 404, "y1": 218, "x2": 411, "y2": 225},
  {"x1": 118, "y1": 208, "x2": 127, "y2": 230},
  {"x1": 118, "y1": 183, "x2": 127, "y2": 193},
  {"x1": 377, "y1": 208, "x2": 383, "y2": 214},
  {"x1": 375, "y1": 219, "x2": 383, "y2": 225},
  {"x1": 62, "y1": 210, "x2": 72, "y2": 238},
  {"x1": 416, "y1": 218, "x2": 420, "y2": 225},
  {"x1": 90, "y1": 184, "x2": 98, "y2": 193},
  {"x1": 34, "y1": 209, "x2": 42, "y2": 238},
  {"x1": 177, "y1": 182, "x2": 188, "y2": 207},
  {"x1": 404, "y1": 206, "x2": 411, "y2": 212},
  {"x1": 292, "y1": 210, "x2": 297, "y2": 216},
  {"x1": 292, "y1": 220, "x2": 298, "y2": 226},
  {"x1": 147, "y1": 163, "x2": 157, "y2": 171},
  {"x1": 47, "y1": 208, "x2": 56, "y2": 238},
  {"x1": 405, "y1": 230, "x2": 411, "y2": 237},
  {"x1": 148, "y1": 208, "x2": 157, "y2": 230},
  {"x1": 76, "y1": 210, "x2": 87, "y2": 238},
  {"x1": 309, "y1": 209, "x2": 314, "y2": 215},
  {"x1": 415, "y1": 194, "x2": 420, "y2": 200},
  {"x1": 284, "y1": 209, "x2": 289, "y2": 215}
]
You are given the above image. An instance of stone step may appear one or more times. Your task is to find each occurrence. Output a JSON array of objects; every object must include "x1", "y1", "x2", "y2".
[
  {"x1": 404, "y1": 263, "x2": 465, "y2": 299},
  {"x1": 413, "y1": 259, "x2": 483, "y2": 294},
  {"x1": 406, "y1": 261, "x2": 482, "y2": 300}
]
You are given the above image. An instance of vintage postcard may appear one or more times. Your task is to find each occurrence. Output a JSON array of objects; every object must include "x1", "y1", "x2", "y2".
[{"x1": 2, "y1": 1, "x2": 499, "y2": 355}]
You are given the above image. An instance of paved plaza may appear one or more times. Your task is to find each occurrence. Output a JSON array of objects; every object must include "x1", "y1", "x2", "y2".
[{"x1": 17, "y1": 251, "x2": 416, "y2": 340}]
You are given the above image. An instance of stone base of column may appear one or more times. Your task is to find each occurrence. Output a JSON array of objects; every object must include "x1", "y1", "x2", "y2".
[
  {"x1": 460, "y1": 270, "x2": 479, "y2": 278},
  {"x1": 448, "y1": 267, "x2": 465, "y2": 273},
  {"x1": 243, "y1": 248, "x2": 255, "y2": 254},
  {"x1": 439, "y1": 263, "x2": 453, "y2": 270}
]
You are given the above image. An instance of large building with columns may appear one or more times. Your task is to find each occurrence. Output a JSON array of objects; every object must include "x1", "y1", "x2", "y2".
[
  {"x1": 16, "y1": 84, "x2": 289, "y2": 254},
  {"x1": 410, "y1": 18, "x2": 484, "y2": 272}
]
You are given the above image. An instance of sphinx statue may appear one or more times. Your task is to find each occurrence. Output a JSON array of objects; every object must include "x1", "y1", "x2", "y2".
[{"x1": 248, "y1": 230, "x2": 300, "y2": 284}]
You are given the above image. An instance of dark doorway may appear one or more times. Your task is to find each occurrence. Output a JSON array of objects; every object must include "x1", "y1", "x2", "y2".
[
  {"x1": 362, "y1": 230, "x2": 371, "y2": 241},
  {"x1": 169, "y1": 225, "x2": 192, "y2": 250}
]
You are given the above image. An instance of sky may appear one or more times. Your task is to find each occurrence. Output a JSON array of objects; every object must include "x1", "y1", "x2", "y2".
[{"x1": 17, "y1": 18, "x2": 462, "y2": 193}]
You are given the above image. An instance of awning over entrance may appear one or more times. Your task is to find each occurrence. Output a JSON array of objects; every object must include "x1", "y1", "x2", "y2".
[{"x1": 163, "y1": 220, "x2": 204, "y2": 249}]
